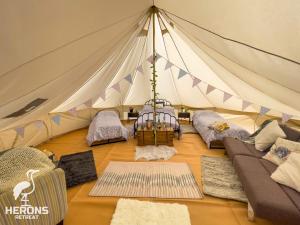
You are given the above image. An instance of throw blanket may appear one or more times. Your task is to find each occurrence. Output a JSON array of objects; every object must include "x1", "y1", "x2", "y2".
[
  {"x1": 208, "y1": 121, "x2": 230, "y2": 133},
  {"x1": 0, "y1": 147, "x2": 55, "y2": 194}
]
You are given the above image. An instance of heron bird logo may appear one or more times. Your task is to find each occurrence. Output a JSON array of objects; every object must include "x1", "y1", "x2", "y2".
[{"x1": 13, "y1": 169, "x2": 40, "y2": 206}]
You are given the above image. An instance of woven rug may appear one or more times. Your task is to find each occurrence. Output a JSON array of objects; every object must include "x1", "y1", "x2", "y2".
[
  {"x1": 201, "y1": 156, "x2": 247, "y2": 202},
  {"x1": 181, "y1": 124, "x2": 198, "y2": 134},
  {"x1": 89, "y1": 161, "x2": 203, "y2": 199},
  {"x1": 110, "y1": 199, "x2": 191, "y2": 225},
  {"x1": 135, "y1": 145, "x2": 177, "y2": 161}
]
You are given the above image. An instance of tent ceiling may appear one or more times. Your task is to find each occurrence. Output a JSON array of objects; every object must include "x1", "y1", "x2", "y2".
[{"x1": 1, "y1": 0, "x2": 300, "y2": 131}]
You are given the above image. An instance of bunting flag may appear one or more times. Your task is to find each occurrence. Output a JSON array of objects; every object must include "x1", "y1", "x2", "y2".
[
  {"x1": 155, "y1": 53, "x2": 162, "y2": 61},
  {"x1": 99, "y1": 91, "x2": 106, "y2": 101},
  {"x1": 15, "y1": 127, "x2": 25, "y2": 138},
  {"x1": 68, "y1": 107, "x2": 77, "y2": 116},
  {"x1": 164, "y1": 61, "x2": 173, "y2": 70},
  {"x1": 178, "y1": 69, "x2": 188, "y2": 79},
  {"x1": 52, "y1": 115, "x2": 61, "y2": 125},
  {"x1": 147, "y1": 55, "x2": 154, "y2": 64},
  {"x1": 242, "y1": 100, "x2": 252, "y2": 111},
  {"x1": 260, "y1": 106, "x2": 270, "y2": 115},
  {"x1": 223, "y1": 92, "x2": 233, "y2": 103},
  {"x1": 282, "y1": 113, "x2": 293, "y2": 124},
  {"x1": 124, "y1": 74, "x2": 133, "y2": 84},
  {"x1": 206, "y1": 84, "x2": 216, "y2": 95},
  {"x1": 136, "y1": 65, "x2": 144, "y2": 74},
  {"x1": 84, "y1": 99, "x2": 93, "y2": 108},
  {"x1": 34, "y1": 120, "x2": 44, "y2": 129},
  {"x1": 192, "y1": 77, "x2": 201, "y2": 87},
  {"x1": 112, "y1": 82, "x2": 121, "y2": 93}
]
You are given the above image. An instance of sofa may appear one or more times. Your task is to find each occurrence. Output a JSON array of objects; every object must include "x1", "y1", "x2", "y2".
[{"x1": 224, "y1": 125, "x2": 300, "y2": 225}]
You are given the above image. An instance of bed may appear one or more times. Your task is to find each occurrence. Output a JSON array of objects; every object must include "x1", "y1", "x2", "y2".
[
  {"x1": 192, "y1": 110, "x2": 250, "y2": 148},
  {"x1": 86, "y1": 110, "x2": 129, "y2": 146},
  {"x1": 134, "y1": 99, "x2": 181, "y2": 138}
]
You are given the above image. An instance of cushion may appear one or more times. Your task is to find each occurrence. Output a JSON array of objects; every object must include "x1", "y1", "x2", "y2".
[
  {"x1": 255, "y1": 120, "x2": 286, "y2": 151},
  {"x1": 271, "y1": 152, "x2": 300, "y2": 192},
  {"x1": 263, "y1": 138, "x2": 300, "y2": 165}
]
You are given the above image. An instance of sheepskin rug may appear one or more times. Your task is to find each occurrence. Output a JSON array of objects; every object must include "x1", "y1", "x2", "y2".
[{"x1": 110, "y1": 199, "x2": 191, "y2": 225}]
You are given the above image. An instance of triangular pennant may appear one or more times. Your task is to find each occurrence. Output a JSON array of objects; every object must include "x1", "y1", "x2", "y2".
[
  {"x1": 192, "y1": 77, "x2": 201, "y2": 87},
  {"x1": 178, "y1": 69, "x2": 187, "y2": 79},
  {"x1": 15, "y1": 127, "x2": 25, "y2": 138},
  {"x1": 282, "y1": 113, "x2": 293, "y2": 124},
  {"x1": 260, "y1": 106, "x2": 270, "y2": 115},
  {"x1": 99, "y1": 91, "x2": 106, "y2": 101},
  {"x1": 136, "y1": 65, "x2": 144, "y2": 74},
  {"x1": 206, "y1": 84, "x2": 216, "y2": 95},
  {"x1": 155, "y1": 53, "x2": 162, "y2": 61},
  {"x1": 164, "y1": 61, "x2": 173, "y2": 70},
  {"x1": 84, "y1": 99, "x2": 93, "y2": 108},
  {"x1": 34, "y1": 120, "x2": 44, "y2": 129},
  {"x1": 124, "y1": 74, "x2": 133, "y2": 84},
  {"x1": 147, "y1": 55, "x2": 154, "y2": 64},
  {"x1": 223, "y1": 92, "x2": 233, "y2": 103},
  {"x1": 68, "y1": 107, "x2": 77, "y2": 116},
  {"x1": 112, "y1": 82, "x2": 121, "y2": 93},
  {"x1": 242, "y1": 100, "x2": 252, "y2": 111},
  {"x1": 52, "y1": 115, "x2": 61, "y2": 125}
]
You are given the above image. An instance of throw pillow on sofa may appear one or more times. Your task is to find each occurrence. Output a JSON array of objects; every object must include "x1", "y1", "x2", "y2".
[
  {"x1": 271, "y1": 152, "x2": 300, "y2": 192},
  {"x1": 255, "y1": 120, "x2": 286, "y2": 151},
  {"x1": 263, "y1": 138, "x2": 300, "y2": 165}
]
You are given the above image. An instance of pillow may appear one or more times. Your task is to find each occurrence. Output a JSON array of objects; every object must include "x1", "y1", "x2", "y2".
[
  {"x1": 143, "y1": 105, "x2": 152, "y2": 111},
  {"x1": 271, "y1": 152, "x2": 300, "y2": 192},
  {"x1": 263, "y1": 138, "x2": 300, "y2": 165},
  {"x1": 255, "y1": 120, "x2": 286, "y2": 151}
]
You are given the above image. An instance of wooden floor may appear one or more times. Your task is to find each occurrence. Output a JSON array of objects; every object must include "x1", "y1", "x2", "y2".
[{"x1": 38, "y1": 125, "x2": 275, "y2": 225}]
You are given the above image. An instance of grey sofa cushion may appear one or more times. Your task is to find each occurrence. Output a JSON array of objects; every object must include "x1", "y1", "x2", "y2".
[
  {"x1": 223, "y1": 137, "x2": 265, "y2": 160},
  {"x1": 233, "y1": 155, "x2": 300, "y2": 225},
  {"x1": 280, "y1": 125, "x2": 300, "y2": 142}
]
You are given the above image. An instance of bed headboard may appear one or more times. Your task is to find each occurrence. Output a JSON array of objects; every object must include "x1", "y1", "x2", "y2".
[
  {"x1": 144, "y1": 99, "x2": 172, "y2": 107},
  {"x1": 96, "y1": 108, "x2": 120, "y2": 118}
]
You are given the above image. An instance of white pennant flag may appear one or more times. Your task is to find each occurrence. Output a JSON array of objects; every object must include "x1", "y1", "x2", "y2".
[
  {"x1": 136, "y1": 65, "x2": 144, "y2": 74},
  {"x1": 15, "y1": 127, "x2": 25, "y2": 138},
  {"x1": 155, "y1": 53, "x2": 162, "y2": 61},
  {"x1": 178, "y1": 69, "x2": 187, "y2": 79},
  {"x1": 112, "y1": 82, "x2": 121, "y2": 93},
  {"x1": 68, "y1": 107, "x2": 77, "y2": 116},
  {"x1": 260, "y1": 106, "x2": 270, "y2": 115},
  {"x1": 192, "y1": 77, "x2": 201, "y2": 87},
  {"x1": 223, "y1": 92, "x2": 233, "y2": 103},
  {"x1": 164, "y1": 61, "x2": 173, "y2": 70},
  {"x1": 147, "y1": 55, "x2": 154, "y2": 64},
  {"x1": 206, "y1": 84, "x2": 216, "y2": 95},
  {"x1": 282, "y1": 113, "x2": 293, "y2": 124},
  {"x1": 99, "y1": 91, "x2": 106, "y2": 101},
  {"x1": 242, "y1": 100, "x2": 252, "y2": 111},
  {"x1": 84, "y1": 99, "x2": 93, "y2": 108},
  {"x1": 124, "y1": 74, "x2": 133, "y2": 84}
]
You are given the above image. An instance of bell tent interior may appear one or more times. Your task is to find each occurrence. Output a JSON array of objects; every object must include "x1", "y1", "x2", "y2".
[{"x1": 1, "y1": 1, "x2": 300, "y2": 225}]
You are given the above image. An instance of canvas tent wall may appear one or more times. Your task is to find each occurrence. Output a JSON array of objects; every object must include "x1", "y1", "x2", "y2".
[{"x1": 1, "y1": 0, "x2": 300, "y2": 150}]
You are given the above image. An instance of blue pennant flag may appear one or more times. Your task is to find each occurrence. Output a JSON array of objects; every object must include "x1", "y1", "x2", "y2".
[{"x1": 52, "y1": 115, "x2": 61, "y2": 125}]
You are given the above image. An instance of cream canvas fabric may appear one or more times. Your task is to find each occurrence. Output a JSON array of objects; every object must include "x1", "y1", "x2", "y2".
[
  {"x1": 1, "y1": 1, "x2": 300, "y2": 149},
  {"x1": 255, "y1": 120, "x2": 286, "y2": 151},
  {"x1": 263, "y1": 138, "x2": 300, "y2": 165},
  {"x1": 271, "y1": 152, "x2": 300, "y2": 192}
]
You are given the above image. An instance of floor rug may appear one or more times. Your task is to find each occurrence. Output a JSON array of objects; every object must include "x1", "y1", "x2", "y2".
[
  {"x1": 181, "y1": 124, "x2": 198, "y2": 134},
  {"x1": 135, "y1": 145, "x2": 176, "y2": 161},
  {"x1": 110, "y1": 198, "x2": 191, "y2": 225},
  {"x1": 89, "y1": 161, "x2": 203, "y2": 199},
  {"x1": 201, "y1": 155, "x2": 248, "y2": 202}
]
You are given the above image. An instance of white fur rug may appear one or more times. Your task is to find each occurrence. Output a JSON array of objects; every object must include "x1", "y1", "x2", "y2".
[
  {"x1": 110, "y1": 199, "x2": 191, "y2": 225},
  {"x1": 135, "y1": 145, "x2": 177, "y2": 161}
]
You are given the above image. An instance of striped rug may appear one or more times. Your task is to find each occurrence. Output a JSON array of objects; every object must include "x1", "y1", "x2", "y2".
[{"x1": 89, "y1": 161, "x2": 203, "y2": 199}]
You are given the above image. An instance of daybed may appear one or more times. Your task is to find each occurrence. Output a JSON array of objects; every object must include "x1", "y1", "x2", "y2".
[
  {"x1": 224, "y1": 124, "x2": 300, "y2": 225},
  {"x1": 133, "y1": 99, "x2": 181, "y2": 137},
  {"x1": 192, "y1": 110, "x2": 249, "y2": 148},
  {"x1": 86, "y1": 110, "x2": 129, "y2": 146}
]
